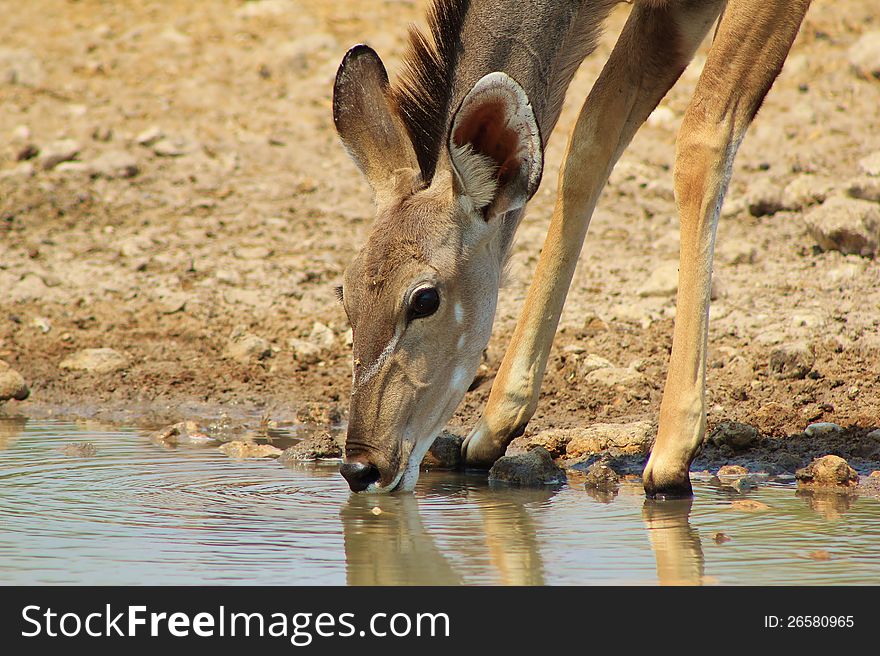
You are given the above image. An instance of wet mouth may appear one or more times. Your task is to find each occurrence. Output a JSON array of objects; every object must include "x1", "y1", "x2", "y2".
[{"x1": 363, "y1": 468, "x2": 405, "y2": 494}]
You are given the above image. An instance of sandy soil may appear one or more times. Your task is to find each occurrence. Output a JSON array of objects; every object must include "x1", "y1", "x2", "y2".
[{"x1": 2, "y1": 0, "x2": 880, "y2": 473}]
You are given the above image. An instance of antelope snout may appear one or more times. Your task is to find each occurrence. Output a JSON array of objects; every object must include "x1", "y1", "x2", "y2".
[{"x1": 339, "y1": 458, "x2": 381, "y2": 492}]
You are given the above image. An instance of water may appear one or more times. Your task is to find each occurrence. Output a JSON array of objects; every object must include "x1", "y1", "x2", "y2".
[{"x1": 1, "y1": 418, "x2": 879, "y2": 585}]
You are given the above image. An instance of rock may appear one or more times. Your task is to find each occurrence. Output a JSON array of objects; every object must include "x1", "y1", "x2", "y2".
[
  {"x1": 294, "y1": 402, "x2": 342, "y2": 426},
  {"x1": 804, "y1": 422, "x2": 842, "y2": 438},
  {"x1": 795, "y1": 455, "x2": 858, "y2": 489},
  {"x1": 637, "y1": 261, "x2": 679, "y2": 297},
  {"x1": 709, "y1": 422, "x2": 758, "y2": 451},
  {"x1": 224, "y1": 328, "x2": 272, "y2": 362},
  {"x1": 0, "y1": 48, "x2": 44, "y2": 86},
  {"x1": 716, "y1": 465, "x2": 749, "y2": 477},
  {"x1": 60, "y1": 442, "x2": 97, "y2": 457},
  {"x1": 152, "y1": 421, "x2": 214, "y2": 446},
  {"x1": 846, "y1": 176, "x2": 880, "y2": 202},
  {"x1": 218, "y1": 441, "x2": 282, "y2": 459},
  {"x1": 723, "y1": 242, "x2": 759, "y2": 265},
  {"x1": 135, "y1": 126, "x2": 164, "y2": 146},
  {"x1": 38, "y1": 139, "x2": 80, "y2": 170},
  {"x1": 780, "y1": 175, "x2": 835, "y2": 210},
  {"x1": 89, "y1": 150, "x2": 139, "y2": 179},
  {"x1": 0, "y1": 361, "x2": 29, "y2": 402},
  {"x1": 857, "y1": 151, "x2": 880, "y2": 177},
  {"x1": 565, "y1": 421, "x2": 654, "y2": 458},
  {"x1": 60, "y1": 348, "x2": 129, "y2": 374},
  {"x1": 421, "y1": 431, "x2": 463, "y2": 469},
  {"x1": 151, "y1": 137, "x2": 190, "y2": 157},
  {"x1": 488, "y1": 447, "x2": 567, "y2": 487},
  {"x1": 507, "y1": 429, "x2": 573, "y2": 458},
  {"x1": 289, "y1": 322, "x2": 335, "y2": 364},
  {"x1": 585, "y1": 366, "x2": 647, "y2": 396},
  {"x1": 582, "y1": 461, "x2": 620, "y2": 492},
  {"x1": 744, "y1": 177, "x2": 784, "y2": 216},
  {"x1": 279, "y1": 432, "x2": 343, "y2": 462},
  {"x1": 578, "y1": 354, "x2": 614, "y2": 377},
  {"x1": 768, "y1": 342, "x2": 814, "y2": 380},
  {"x1": 802, "y1": 196, "x2": 880, "y2": 257},
  {"x1": 848, "y1": 31, "x2": 880, "y2": 80}
]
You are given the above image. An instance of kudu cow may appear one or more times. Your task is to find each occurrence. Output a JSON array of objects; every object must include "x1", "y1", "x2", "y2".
[{"x1": 332, "y1": 0, "x2": 811, "y2": 496}]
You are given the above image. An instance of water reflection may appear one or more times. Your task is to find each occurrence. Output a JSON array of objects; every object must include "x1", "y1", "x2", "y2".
[
  {"x1": 0, "y1": 416, "x2": 27, "y2": 450},
  {"x1": 641, "y1": 498, "x2": 705, "y2": 586},
  {"x1": 796, "y1": 488, "x2": 857, "y2": 520}
]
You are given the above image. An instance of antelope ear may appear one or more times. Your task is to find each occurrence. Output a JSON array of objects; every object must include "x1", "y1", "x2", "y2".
[
  {"x1": 333, "y1": 45, "x2": 419, "y2": 198},
  {"x1": 448, "y1": 72, "x2": 543, "y2": 220}
]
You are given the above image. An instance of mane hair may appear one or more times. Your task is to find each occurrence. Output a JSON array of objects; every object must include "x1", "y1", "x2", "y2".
[{"x1": 390, "y1": 0, "x2": 470, "y2": 185}]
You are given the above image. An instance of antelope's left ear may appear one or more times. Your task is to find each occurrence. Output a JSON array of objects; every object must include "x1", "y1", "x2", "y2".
[{"x1": 447, "y1": 72, "x2": 543, "y2": 220}]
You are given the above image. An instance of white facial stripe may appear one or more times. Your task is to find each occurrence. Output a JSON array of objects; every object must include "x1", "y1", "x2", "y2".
[
  {"x1": 454, "y1": 302, "x2": 464, "y2": 324},
  {"x1": 351, "y1": 327, "x2": 401, "y2": 394},
  {"x1": 457, "y1": 334, "x2": 466, "y2": 350},
  {"x1": 451, "y1": 365, "x2": 469, "y2": 392}
]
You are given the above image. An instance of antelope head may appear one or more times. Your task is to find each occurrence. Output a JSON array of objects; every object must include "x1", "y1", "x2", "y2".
[{"x1": 332, "y1": 45, "x2": 542, "y2": 492}]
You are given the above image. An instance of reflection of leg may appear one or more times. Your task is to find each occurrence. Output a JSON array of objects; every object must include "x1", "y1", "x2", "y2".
[
  {"x1": 340, "y1": 495, "x2": 461, "y2": 585},
  {"x1": 643, "y1": 0, "x2": 811, "y2": 497},
  {"x1": 642, "y1": 498, "x2": 704, "y2": 586},
  {"x1": 479, "y1": 491, "x2": 551, "y2": 585},
  {"x1": 0, "y1": 416, "x2": 27, "y2": 450},
  {"x1": 463, "y1": 0, "x2": 726, "y2": 467}
]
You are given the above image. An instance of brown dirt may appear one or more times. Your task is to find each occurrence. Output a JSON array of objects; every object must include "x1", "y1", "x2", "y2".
[{"x1": 2, "y1": 1, "x2": 880, "y2": 472}]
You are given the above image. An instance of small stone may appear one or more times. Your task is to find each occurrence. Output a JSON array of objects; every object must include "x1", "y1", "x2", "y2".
[
  {"x1": 152, "y1": 421, "x2": 214, "y2": 446},
  {"x1": 136, "y1": 126, "x2": 164, "y2": 146},
  {"x1": 225, "y1": 328, "x2": 272, "y2": 362},
  {"x1": 0, "y1": 361, "x2": 29, "y2": 402},
  {"x1": 370, "y1": 507, "x2": 382, "y2": 516},
  {"x1": 421, "y1": 431, "x2": 462, "y2": 469},
  {"x1": 585, "y1": 366, "x2": 646, "y2": 390},
  {"x1": 0, "y1": 48, "x2": 44, "y2": 86},
  {"x1": 578, "y1": 354, "x2": 614, "y2": 377},
  {"x1": 507, "y1": 429, "x2": 573, "y2": 458},
  {"x1": 32, "y1": 316, "x2": 51, "y2": 333},
  {"x1": 637, "y1": 261, "x2": 679, "y2": 297},
  {"x1": 488, "y1": 447, "x2": 566, "y2": 487},
  {"x1": 289, "y1": 338, "x2": 323, "y2": 364},
  {"x1": 846, "y1": 176, "x2": 880, "y2": 202},
  {"x1": 857, "y1": 151, "x2": 880, "y2": 177},
  {"x1": 781, "y1": 175, "x2": 835, "y2": 210},
  {"x1": 709, "y1": 422, "x2": 758, "y2": 451},
  {"x1": 294, "y1": 402, "x2": 342, "y2": 426},
  {"x1": 582, "y1": 461, "x2": 620, "y2": 492},
  {"x1": 803, "y1": 196, "x2": 880, "y2": 257},
  {"x1": 724, "y1": 242, "x2": 759, "y2": 265},
  {"x1": 716, "y1": 464, "x2": 749, "y2": 477},
  {"x1": 279, "y1": 432, "x2": 343, "y2": 462},
  {"x1": 151, "y1": 137, "x2": 190, "y2": 157},
  {"x1": 38, "y1": 139, "x2": 80, "y2": 170},
  {"x1": 744, "y1": 177, "x2": 784, "y2": 217},
  {"x1": 565, "y1": 421, "x2": 654, "y2": 458},
  {"x1": 218, "y1": 441, "x2": 282, "y2": 459},
  {"x1": 795, "y1": 455, "x2": 858, "y2": 489},
  {"x1": 60, "y1": 348, "x2": 129, "y2": 374},
  {"x1": 713, "y1": 532, "x2": 732, "y2": 544},
  {"x1": 60, "y1": 442, "x2": 97, "y2": 457},
  {"x1": 89, "y1": 150, "x2": 139, "y2": 178},
  {"x1": 848, "y1": 31, "x2": 880, "y2": 80},
  {"x1": 768, "y1": 342, "x2": 814, "y2": 380},
  {"x1": 804, "y1": 422, "x2": 842, "y2": 438},
  {"x1": 870, "y1": 470, "x2": 880, "y2": 478}
]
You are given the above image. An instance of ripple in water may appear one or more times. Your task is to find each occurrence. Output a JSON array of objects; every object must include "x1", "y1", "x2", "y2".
[{"x1": 1, "y1": 419, "x2": 879, "y2": 585}]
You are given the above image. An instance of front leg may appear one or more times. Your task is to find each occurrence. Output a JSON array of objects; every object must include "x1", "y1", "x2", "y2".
[{"x1": 463, "y1": 0, "x2": 724, "y2": 467}]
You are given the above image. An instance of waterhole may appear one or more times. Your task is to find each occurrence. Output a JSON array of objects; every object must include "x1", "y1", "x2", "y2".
[{"x1": 1, "y1": 419, "x2": 879, "y2": 585}]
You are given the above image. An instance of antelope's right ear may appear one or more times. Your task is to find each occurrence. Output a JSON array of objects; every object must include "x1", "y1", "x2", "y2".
[{"x1": 333, "y1": 45, "x2": 419, "y2": 198}]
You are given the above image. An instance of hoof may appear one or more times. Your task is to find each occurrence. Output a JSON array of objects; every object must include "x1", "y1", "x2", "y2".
[{"x1": 643, "y1": 471, "x2": 694, "y2": 500}]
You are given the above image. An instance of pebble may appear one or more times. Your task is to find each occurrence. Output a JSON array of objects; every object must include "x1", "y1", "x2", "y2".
[
  {"x1": 709, "y1": 422, "x2": 758, "y2": 451},
  {"x1": 846, "y1": 176, "x2": 880, "y2": 203},
  {"x1": 289, "y1": 322, "x2": 335, "y2": 365},
  {"x1": 564, "y1": 421, "x2": 654, "y2": 458},
  {"x1": 744, "y1": 177, "x2": 784, "y2": 216},
  {"x1": 582, "y1": 461, "x2": 620, "y2": 492},
  {"x1": 780, "y1": 174, "x2": 835, "y2": 210},
  {"x1": 135, "y1": 126, "x2": 164, "y2": 146},
  {"x1": 152, "y1": 420, "x2": 214, "y2": 446},
  {"x1": 279, "y1": 432, "x2": 343, "y2": 462},
  {"x1": 802, "y1": 196, "x2": 880, "y2": 257},
  {"x1": 585, "y1": 366, "x2": 648, "y2": 398},
  {"x1": 60, "y1": 442, "x2": 98, "y2": 457},
  {"x1": 804, "y1": 422, "x2": 842, "y2": 438},
  {"x1": 848, "y1": 31, "x2": 880, "y2": 80},
  {"x1": 294, "y1": 402, "x2": 342, "y2": 426},
  {"x1": 218, "y1": 441, "x2": 282, "y2": 459},
  {"x1": 795, "y1": 454, "x2": 858, "y2": 489},
  {"x1": 420, "y1": 431, "x2": 462, "y2": 469},
  {"x1": 637, "y1": 260, "x2": 679, "y2": 297},
  {"x1": 225, "y1": 328, "x2": 272, "y2": 363},
  {"x1": 38, "y1": 139, "x2": 81, "y2": 170},
  {"x1": 578, "y1": 354, "x2": 614, "y2": 377},
  {"x1": 89, "y1": 150, "x2": 139, "y2": 179},
  {"x1": 488, "y1": 447, "x2": 567, "y2": 487},
  {"x1": 768, "y1": 341, "x2": 814, "y2": 380},
  {"x1": 507, "y1": 429, "x2": 574, "y2": 459},
  {"x1": 59, "y1": 348, "x2": 129, "y2": 374},
  {"x1": 0, "y1": 361, "x2": 30, "y2": 402},
  {"x1": 151, "y1": 137, "x2": 190, "y2": 157}
]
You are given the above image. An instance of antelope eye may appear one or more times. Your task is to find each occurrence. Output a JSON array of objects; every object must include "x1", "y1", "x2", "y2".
[{"x1": 408, "y1": 286, "x2": 440, "y2": 320}]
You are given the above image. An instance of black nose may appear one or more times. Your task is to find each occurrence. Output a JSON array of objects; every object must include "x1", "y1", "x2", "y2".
[{"x1": 340, "y1": 461, "x2": 381, "y2": 492}]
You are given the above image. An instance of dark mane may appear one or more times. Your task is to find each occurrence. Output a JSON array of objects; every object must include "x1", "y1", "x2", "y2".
[{"x1": 390, "y1": 0, "x2": 470, "y2": 185}]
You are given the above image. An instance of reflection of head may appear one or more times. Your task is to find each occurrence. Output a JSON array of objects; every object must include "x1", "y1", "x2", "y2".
[{"x1": 0, "y1": 416, "x2": 27, "y2": 451}]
